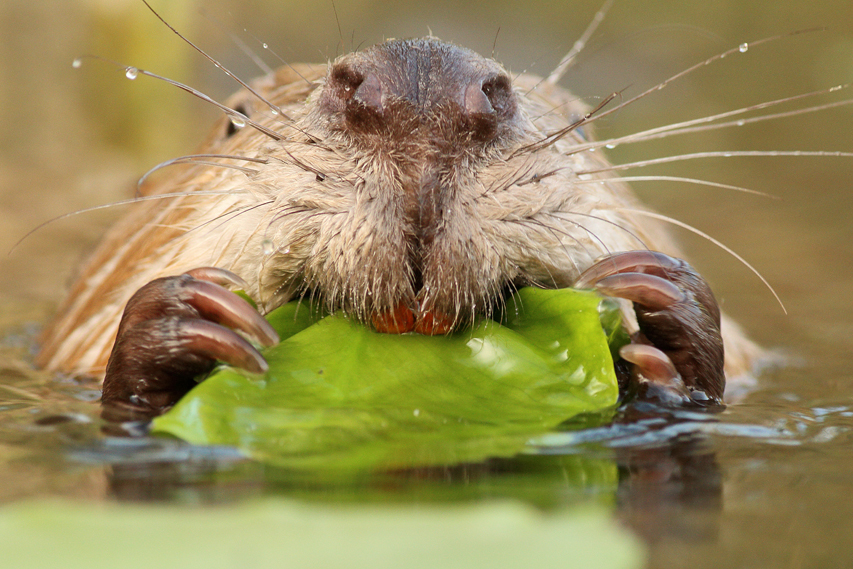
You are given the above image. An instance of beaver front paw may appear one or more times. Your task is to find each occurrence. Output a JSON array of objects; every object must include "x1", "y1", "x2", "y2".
[
  {"x1": 575, "y1": 251, "x2": 725, "y2": 406},
  {"x1": 101, "y1": 267, "x2": 279, "y2": 414}
]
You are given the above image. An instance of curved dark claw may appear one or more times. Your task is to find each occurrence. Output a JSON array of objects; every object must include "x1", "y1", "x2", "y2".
[
  {"x1": 101, "y1": 269, "x2": 279, "y2": 415},
  {"x1": 184, "y1": 266, "x2": 249, "y2": 289},
  {"x1": 576, "y1": 251, "x2": 725, "y2": 405},
  {"x1": 619, "y1": 344, "x2": 693, "y2": 405}
]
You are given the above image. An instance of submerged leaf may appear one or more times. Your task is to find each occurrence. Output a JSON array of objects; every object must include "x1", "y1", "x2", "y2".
[{"x1": 152, "y1": 288, "x2": 620, "y2": 474}]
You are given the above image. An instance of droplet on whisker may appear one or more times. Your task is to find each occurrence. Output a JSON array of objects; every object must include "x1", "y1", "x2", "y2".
[{"x1": 125, "y1": 67, "x2": 138, "y2": 80}]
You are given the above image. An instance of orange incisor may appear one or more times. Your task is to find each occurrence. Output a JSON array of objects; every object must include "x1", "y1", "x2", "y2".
[{"x1": 371, "y1": 302, "x2": 454, "y2": 335}]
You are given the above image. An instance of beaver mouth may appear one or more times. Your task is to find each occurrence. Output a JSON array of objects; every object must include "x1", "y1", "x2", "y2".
[
  {"x1": 368, "y1": 266, "x2": 456, "y2": 335},
  {"x1": 370, "y1": 301, "x2": 455, "y2": 335}
]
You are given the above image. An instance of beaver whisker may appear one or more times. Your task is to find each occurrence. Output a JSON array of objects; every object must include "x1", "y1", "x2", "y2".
[
  {"x1": 247, "y1": 39, "x2": 319, "y2": 88},
  {"x1": 546, "y1": 211, "x2": 649, "y2": 252},
  {"x1": 136, "y1": 200, "x2": 276, "y2": 269},
  {"x1": 137, "y1": 154, "x2": 269, "y2": 190},
  {"x1": 527, "y1": 96, "x2": 587, "y2": 125},
  {"x1": 545, "y1": 0, "x2": 615, "y2": 85},
  {"x1": 263, "y1": 205, "x2": 316, "y2": 238},
  {"x1": 72, "y1": 53, "x2": 287, "y2": 142},
  {"x1": 208, "y1": 202, "x2": 282, "y2": 263},
  {"x1": 120, "y1": 65, "x2": 286, "y2": 141},
  {"x1": 141, "y1": 0, "x2": 286, "y2": 119},
  {"x1": 619, "y1": 208, "x2": 786, "y2": 313},
  {"x1": 275, "y1": 146, "x2": 333, "y2": 180},
  {"x1": 576, "y1": 28, "x2": 828, "y2": 130},
  {"x1": 187, "y1": 201, "x2": 276, "y2": 240},
  {"x1": 511, "y1": 92, "x2": 618, "y2": 158},
  {"x1": 573, "y1": 176, "x2": 773, "y2": 198},
  {"x1": 510, "y1": 216, "x2": 601, "y2": 269},
  {"x1": 577, "y1": 150, "x2": 853, "y2": 176},
  {"x1": 513, "y1": 168, "x2": 569, "y2": 186},
  {"x1": 569, "y1": 86, "x2": 853, "y2": 154},
  {"x1": 10, "y1": 190, "x2": 251, "y2": 255},
  {"x1": 512, "y1": 0, "x2": 613, "y2": 95},
  {"x1": 506, "y1": 217, "x2": 586, "y2": 283},
  {"x1": 197, "y1": 8, "x2": 276, "y2": 78}
]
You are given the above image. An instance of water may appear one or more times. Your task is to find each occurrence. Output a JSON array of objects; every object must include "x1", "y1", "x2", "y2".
[{"x1": 2, "y1": 0, "x2": 853, "y2": 567}]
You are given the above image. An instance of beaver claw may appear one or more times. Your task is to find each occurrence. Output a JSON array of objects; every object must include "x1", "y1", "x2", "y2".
[
  {"x1": 101, "y1": 267, "x2": 279, "y2": 413},
  {"x1": 575, "y1": 251, "x2": 725, "y2": 405}
]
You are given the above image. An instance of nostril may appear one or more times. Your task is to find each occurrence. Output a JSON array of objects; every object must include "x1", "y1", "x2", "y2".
[
  {"x1": 352, "y1": 72, "x2": 384, "y2": 112},
  {"x1": 330, "y1": 64, "x2": 365, "y2": 102},
  {"x1": 464, "y1": 82, "x2": 494, "y2": 116},
  {"x1": 463, "y1": 74, "x2": 515, "y2": 141},
  {"x1": 479, "y1": 75, "x2": 513, "y2": 114}
]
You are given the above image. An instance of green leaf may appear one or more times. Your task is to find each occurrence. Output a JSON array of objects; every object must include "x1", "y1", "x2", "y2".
[
  {"x1": 152, "y1": 288, "x2": 620, "y2": 475},
  {"x1": 0, "y1": 499, "x2": 645, "y2": 569}
]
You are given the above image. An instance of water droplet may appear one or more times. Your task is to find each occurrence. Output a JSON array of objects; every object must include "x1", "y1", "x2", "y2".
[
  {"x1": 125, "y1": 67, "x2": 138, "y2": 80},
  {"x1": 736, "y1": 120, "x2": 745, "y2": 127},
  {"x1": 262, "y1": 43, "x2": 269, "y2": 49},
  {"x1": 588, "y1": 147, "x2": 596, "y2": 152},
  {"x1": 413, "y1": 409, "x2": 420, "y2": 417},
  {"x1": 343, "y1": 85, "x2": 351, "y2": 92},
  {"x1": 270, "y1": 107, "x2": 279, "y2": 116},
  {"x1": 739, "y1": 43, "x2": 749, "y2": 53},
  {"x1": 830, "y1": 85, "x2": 843, "y2": 92},
  {"x1": 280, "y1": 246, "x2": 291, "y2": 255},
  {"x1": 71, "y1": 58, "x2": 82, "y2": 69},
  {"x1": 261, "y1": 239, "x2": 274, "y2": 255},
  {"x1": 230, "y1": 115, "x2": 246, "y2": 129},
  {"x1": 605, "y1": 143, "x2": 616, "y2": 149}
]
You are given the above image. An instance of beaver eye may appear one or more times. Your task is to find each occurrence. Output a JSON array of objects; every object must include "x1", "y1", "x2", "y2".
[
  {"x1": 480, "y1": 75, "x2": 513, "y2": 114},
  {"x1": 226, "y1": 104, "x2": 248, "y2": 138}
]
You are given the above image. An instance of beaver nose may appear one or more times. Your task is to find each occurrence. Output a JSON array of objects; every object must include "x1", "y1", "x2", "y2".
[
  {"x1": 321, "y1": 38, "x2": 518, "y2": 140},
  {"x1": 347, "y1": 69, "x2": 513, "y2": 126},
  {"x1": 350, "y1": 70, "x2": 502, "y2": 116}
]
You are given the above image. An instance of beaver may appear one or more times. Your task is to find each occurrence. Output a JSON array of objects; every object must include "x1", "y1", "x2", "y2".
[{"x1": 36, "y1": 35, "x2": 760, "y2": 416}]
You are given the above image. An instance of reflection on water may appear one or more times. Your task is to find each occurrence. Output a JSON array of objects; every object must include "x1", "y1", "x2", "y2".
[{"x1": 3, "y1": 355, "x2": 853, "y2": 568}]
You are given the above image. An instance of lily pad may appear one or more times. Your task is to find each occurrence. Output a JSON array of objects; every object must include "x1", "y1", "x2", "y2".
[{"x1": 152, "y1": 288, "x2": 621, "y2": 474}]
